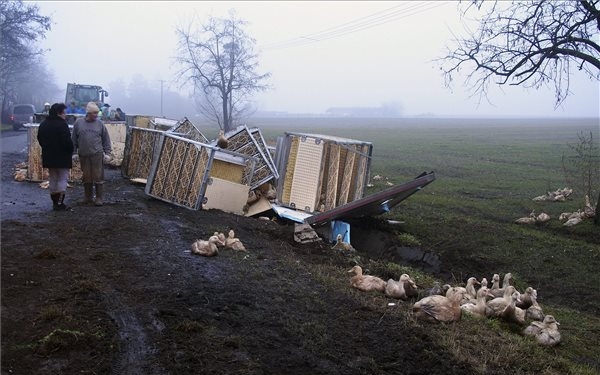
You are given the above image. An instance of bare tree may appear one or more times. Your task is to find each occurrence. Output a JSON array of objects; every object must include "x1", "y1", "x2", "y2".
[
  {"x1": 440, "y1": 0, "x2": 599, "y2": 105},
  {"x1": 0, "y1": 0, "x2": 51, "y2": 119},
  {"x1": 562, "y1": 131, "x2": 600, "y2": 221},
  {"x1": 441, "y1": 0, "x2": 600, "y2": 225},
  {"x1": 176, "y1": 11, "x2": 270, "y2": 133}
]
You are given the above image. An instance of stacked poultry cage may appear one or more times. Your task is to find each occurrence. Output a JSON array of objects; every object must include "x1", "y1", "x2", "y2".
[
  {"x1": 274, "y1": 132, "x2": 373, "y2": 213},
  {"x1": 121, "y1": 117, "x2": 207, "y2": 182},
  {"x1": 145, "y1": 132, "x2": 257, "y2": 214}
]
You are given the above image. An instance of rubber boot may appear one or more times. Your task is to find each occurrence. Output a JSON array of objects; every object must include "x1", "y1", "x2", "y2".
[
  {"x1": 83, "y1": 183, "x2": 94, "y2": 204},
  {"x1": 50, "y1": 193, "x2": 60, "y2": 210},
  {"x1": 94, "y1": 184, "x2": 104, "y2": 206},
  {"x1": 56, "y1": 192, "x2": 70, "y2": 211}
]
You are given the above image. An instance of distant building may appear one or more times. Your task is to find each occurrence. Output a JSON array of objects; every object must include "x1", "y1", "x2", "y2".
[{"x1": 325, "y1": 106, "x2": 401, "y2": 118}]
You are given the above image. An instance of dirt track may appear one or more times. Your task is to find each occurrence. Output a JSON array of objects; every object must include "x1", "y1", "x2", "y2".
[{"x1": 1, "y1": 129, "x2": 480, "y2": 374}]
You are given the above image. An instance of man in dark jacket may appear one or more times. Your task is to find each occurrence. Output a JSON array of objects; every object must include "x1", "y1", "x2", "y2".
[{"x1": 37, "y1": 103, "x2": 74, "y2": 211}]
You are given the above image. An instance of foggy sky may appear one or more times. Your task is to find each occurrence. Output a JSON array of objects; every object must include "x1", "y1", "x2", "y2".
[{"x1": 35, "y1": 1, "x2": 599, "y2": 118}]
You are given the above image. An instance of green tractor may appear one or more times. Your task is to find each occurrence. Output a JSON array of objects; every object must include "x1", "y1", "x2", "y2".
[
  {"x1": 35, "y1": 83, "x2": 109, "y2": 124},
  {"x1": 34, "y1": 83, "x2": 111, "y2": 124},
  {"x1": 65, "y1": 83, "x2": 109, "y2": 117}
]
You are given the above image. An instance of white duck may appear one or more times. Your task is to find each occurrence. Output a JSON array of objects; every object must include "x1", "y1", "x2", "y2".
[
  {"x1": 490, "y1": 272, "x2": 512, "y2": 298},
  {"x1": 485, "y1": 286, "x2": 517, "y2": 318},
  {"x1": 563, "y1": 215, "x2": 583, "y2": 227},
  {"x1": 515, "y1": 211, "x2": 536, "y2": 224},
  {"x1": 348, "y1": 265, "x2": 387, "y2": 293},
  {"x1": 461, "y1": 286, "x2": 494, "y2": 319},
  {"x1": 536, "y1": 212, "x2": 551, "y2": 223},
  {"x1": 516, "y1": 287, "x2": 535, "y2": 310},
  {"x1": 191, "y1": 235, "x2": 221, "y2": 257},
  {"x1": 525, "y1": 289, "x2": 545, "y2": 321},
  {"x1": 449, "y1": 277, "x2": 479, "y2": 305},
  {"x1": 480, "y1": 277, "x2": 488, "y2": 288},
  {"x1": 385, "y1": 274, "x2": 412, "y2": 300},
  {"x1": 413, "y1": 290, "x2": 463, "y2": 323},
  {"x1": 331, "y1": 234, "x2": 356, "y2": 253},
  {"x1": 225, "y1": 229, "x2": 246, "y2": 251},
  {"x1": 490, "y1": 274, "x2": 500, "y2": 287},
  {"x1": 499, "y1": 291, "x2": 526, "y2": 325},
  {"x1": 523, "y1": 315, "x2": 561, "y2": 346},
  {"x1": 403, "y1": 275, "x2": 419, "y2": 299},
  {"x1": 212, "y1": 232, "x2": 226, "y2": 247}
]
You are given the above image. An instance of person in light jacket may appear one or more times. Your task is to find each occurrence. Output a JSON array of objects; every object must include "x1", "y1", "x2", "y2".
[
  {"x1": 37, "y1": 103, "x2": 74, "y2": 211},
  {"x1": 71, "y1": 102, "x2": 112, "y2": 206}
]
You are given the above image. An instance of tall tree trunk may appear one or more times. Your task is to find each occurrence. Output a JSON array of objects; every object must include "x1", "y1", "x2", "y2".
[
  {"x1": 595, "y1": 191, "x2": 600, "y2": 225},
  {"x1": 222, "y1": 92, "x2": 230, "y2": 133}
]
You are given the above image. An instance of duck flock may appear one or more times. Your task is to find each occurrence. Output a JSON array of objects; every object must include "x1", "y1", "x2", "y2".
[
  {"x1": 190, "y1": 229, "x2": 246, "y2": 257},
  {"x1": 187, "y1": 223, "x2": 562, "y2": 347},
  {"x1": 348, "y1": 267, "x2": 561, "y2": 347},
  {"x1": 516, "y1": 188, "x2": 596, "y2": 227}
]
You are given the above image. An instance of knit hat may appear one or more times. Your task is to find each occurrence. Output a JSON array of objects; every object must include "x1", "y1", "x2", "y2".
[{"x1": 86, "y1": 102, "x2": 99, "y2": 113}]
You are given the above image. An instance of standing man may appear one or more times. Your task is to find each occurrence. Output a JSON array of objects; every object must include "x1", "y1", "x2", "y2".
[
  {"x1": 37, "y1": 103, "x2": 74, "y2": 211},
  {"x1": 72, "y1": 102, "x2": 112, "y2": 206}
]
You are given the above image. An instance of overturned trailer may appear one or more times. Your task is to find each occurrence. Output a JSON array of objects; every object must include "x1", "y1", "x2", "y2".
[{"x1": 144, "y1": 132, "x2": 257, "y2": 215}]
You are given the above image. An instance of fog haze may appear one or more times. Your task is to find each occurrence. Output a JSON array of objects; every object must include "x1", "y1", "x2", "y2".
[{"x1": 35, "y1": 1, "x2": 599, "y2": 119}]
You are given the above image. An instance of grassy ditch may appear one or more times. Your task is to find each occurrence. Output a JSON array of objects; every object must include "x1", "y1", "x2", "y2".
[{"x1": 252, "y1": 116, "x2": 600, "y2": 374}]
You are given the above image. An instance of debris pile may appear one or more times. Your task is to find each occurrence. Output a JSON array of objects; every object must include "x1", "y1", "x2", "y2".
[{"x1": 16, "y1": 114, "x2": 437, "y2": 245}]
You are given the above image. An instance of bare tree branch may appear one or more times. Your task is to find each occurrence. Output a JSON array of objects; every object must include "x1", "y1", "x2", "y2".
[{"x1": 439, "y1": 0, "x2": 600, "y2": 106}]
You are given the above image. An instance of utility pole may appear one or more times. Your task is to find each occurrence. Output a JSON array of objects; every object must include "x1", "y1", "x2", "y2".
[{"x1": 158, "y1": 79, "x2": 165, "y2": 117}]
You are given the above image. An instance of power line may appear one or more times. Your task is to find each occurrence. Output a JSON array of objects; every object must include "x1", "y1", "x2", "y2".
[{"x1": 260, "y1": 2, "x2": 450, "y2": 51}]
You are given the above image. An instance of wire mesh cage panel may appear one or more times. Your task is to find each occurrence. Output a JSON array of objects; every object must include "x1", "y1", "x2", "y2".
[
  {"x1": 217, "y1": 125, "x2": 279, "y2": 189},
  {"x1": 166, "y1": 117, "x2": 208, "y2": 143},
  {"x1": 275, "y1": 132, "x2": 373, "y2": 213},
  {"x1": 145, "y1": 133, "x2": 257, "y2": 211},
  {"x1": 121, "y1": 127, "x2": 163, "y2": 180}
]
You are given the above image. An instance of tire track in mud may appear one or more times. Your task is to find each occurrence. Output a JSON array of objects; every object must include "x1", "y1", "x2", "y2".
[
  {"x1": 104, "y1": 289, "x2": 156, "y2": 375},
  {"x1": 103, "y1": 217, "x2": 233, "y2": 375}
]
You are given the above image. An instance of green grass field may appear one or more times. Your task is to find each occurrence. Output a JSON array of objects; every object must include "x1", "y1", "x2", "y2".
[{"x1": 244, "y1": 116, "x2": 600, "y2": 374}]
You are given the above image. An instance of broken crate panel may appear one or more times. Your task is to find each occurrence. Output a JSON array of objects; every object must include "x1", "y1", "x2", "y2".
[
  {"x1": 165, "y1": 117, "x2": 209, "y2": 143},
  {"x1": 150, "y1": 117, "x2": 179, "y2": 131},
  {"x1": 214, "y1": 125, "x2": 279, "y2": 189},
  {"x1": 274, "y1": 132, "x2": 373, "y2": 213},
  {"x1": 125, "y1": 115, "x2": 154, "y2": 129},
  {"x1": 121, "y1": 126, "x2": 163, "y2": 181},
  {"x1": 145, "y1": 132, "x2": 257, "y2": 212}
]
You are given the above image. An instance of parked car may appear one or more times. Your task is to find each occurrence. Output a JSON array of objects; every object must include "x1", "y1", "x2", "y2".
[{"x1": 10, "y1": 104, "x2": 36, "y2": 130}]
